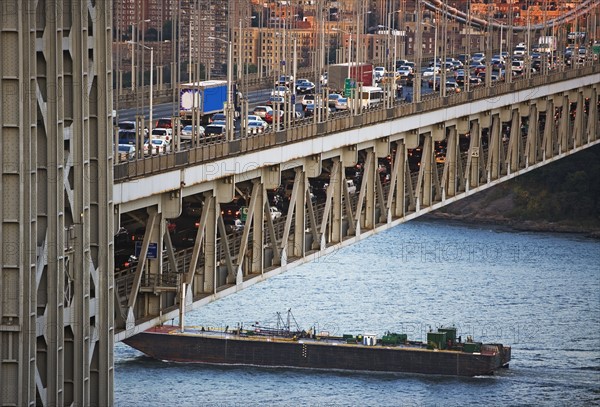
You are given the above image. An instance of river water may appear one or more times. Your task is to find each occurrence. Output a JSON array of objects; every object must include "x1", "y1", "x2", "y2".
[{"x1": 114, "y1": 219, "x2": 600, "y2": 406}]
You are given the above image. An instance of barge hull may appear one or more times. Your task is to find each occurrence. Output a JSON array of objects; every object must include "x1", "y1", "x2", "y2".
[{"x1": 124, "y1": 329, "x2": 510, "y2": 377}]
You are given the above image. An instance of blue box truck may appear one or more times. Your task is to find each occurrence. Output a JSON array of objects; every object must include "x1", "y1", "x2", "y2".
[{"x1": 179, "y1": 80, "x2": 228, "y2": 124}]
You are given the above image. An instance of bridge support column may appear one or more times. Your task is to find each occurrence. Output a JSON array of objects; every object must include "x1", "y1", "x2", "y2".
[
  {"x1": 542, "y1": 99, "x2": 556, "y2": 159},
  {"x1": 354, "y1": 152, "x2": 373, "y2": 234},
  {"x1": 466, "y1": 119, "x2": 482, "y2": 190},
  {"x1": 416, "y1": 133, "x2": 434, "y2": 209},
  {"x1": 343, "y1": 146, "x2": 358, "y2": 234},
  {"x1": 281, "y1": 168, "x2": 306, "y2": 262},
  {"x1": 236, "y1": 181, "x2": 261, "y2": 281},
  {"x1": 144, "y1": 212, "x2": 165, "y2": 317},
  {"x1": 506, "y1": 108, "x2": 523, "y2": 174},
  {"x1": 444, "y1": 127, "x2": 459, "y2": 198},
  {"x1": 330, "y1": 158, "x2": 343, "y2": 244},
  {"x1": 573, "y1": 90, "x2": 585, "y2": 148},
  {"x1": 586, "y1": 87, "x2": 598, "y2": 143},
  {"x1": 387, "y1": 140, "x2": 406, "y2": 220},
  {"x1": 251, "y1": 183, "x2": 265, "y2": 275},
  {"x1": 487, "y1": 114, "x2": 503, "y2": 181},
  {"x1": 557, "y1": 94, "x2": 570, "y2": 154},
  {"x1": 525, "y1": 102, "x2": 540, "y2": 166},
  {"x1": 361, "y1": 151, "x2": 376, "y2": 229},
  {"x1": 202, "y1": 195, "x2": 217, "y2": 294},
  {"x1": 263, "y1": 167, "x2": 281, "y2": 267}
]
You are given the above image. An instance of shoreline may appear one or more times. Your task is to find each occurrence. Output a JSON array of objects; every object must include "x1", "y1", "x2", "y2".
[{"x1": 423, "y1": 212, "x2": 600, "y2": 239}]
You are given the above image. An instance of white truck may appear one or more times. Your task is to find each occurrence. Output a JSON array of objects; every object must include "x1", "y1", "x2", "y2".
[{"x1": 538, "y1": 36, "x2": 557, "y2": 53}]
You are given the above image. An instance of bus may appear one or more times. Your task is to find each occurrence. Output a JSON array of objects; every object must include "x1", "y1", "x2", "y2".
[{"x1": 359, "y1": 86, "x2": 384, "y2": 109}]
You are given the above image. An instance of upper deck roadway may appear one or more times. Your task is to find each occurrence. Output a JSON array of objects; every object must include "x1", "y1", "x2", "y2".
[{"x1": 114, "y1": 66, "x2": 599, "y2": 206}]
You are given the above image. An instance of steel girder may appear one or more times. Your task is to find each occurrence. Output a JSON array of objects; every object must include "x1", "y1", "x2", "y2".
[{"x1": 1, "y1": 1, "x2": 113, "y2": 405}]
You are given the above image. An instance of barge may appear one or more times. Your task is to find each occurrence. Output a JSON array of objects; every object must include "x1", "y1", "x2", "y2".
[{"x1": 124, "y1": 314, "x2": 511, "y2": 377}]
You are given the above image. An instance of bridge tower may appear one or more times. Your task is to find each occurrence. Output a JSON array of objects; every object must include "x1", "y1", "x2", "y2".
[{"x1": 1, "y1": 1, "x2": 114, "y2": 405}]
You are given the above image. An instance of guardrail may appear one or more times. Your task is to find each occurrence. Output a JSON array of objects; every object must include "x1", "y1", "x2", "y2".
[{"x1": 114, "y1": 64, "x2": 599, "y2": 183}]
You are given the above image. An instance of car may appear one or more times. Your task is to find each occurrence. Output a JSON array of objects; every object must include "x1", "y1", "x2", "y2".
[
  {"x1": 171, "y1": 229, "x2": 197, "y2": 249},
  {"x1": 224, "y1": 218, "x2": 244, "y2": 233},
  {"x1": 513, "y1": 45, "x2": 527, "y2": 56},
  {"x1": 320, "y1": 72, "x2": 328, "y2": 86},
  {"x1": 445, "y1": 82, "x2": 461, "y2": 93},
  {"x1": 245, "y1": 114, "x2": 266, "y2": 124},
  {"x1": 397, "y1": 65, "x2": 413, "y2": 76},
  {"x1": 334, "y1": 97, "x2": 349, "y2": 110},
  {"x1": 468, "y1": 76, "x2": 482, "y2": 85},
  {"x1": 511, "y1": 60, "x2": 524, "y2": 73},
  {"x1": 247, "y1": 120, "x2": 268, "y2": 134},
  {"x1": 117, "y1": 130, "x2": 139, "y2": 145},
  {"x1": 183, "y1": 200, "x2": 203, "y2": 217},
  {"x1": 327, "y1": 93, "x2": 343, "y2": 107},
  {"x1": 451, "y1": 60, "x2": 464, "y2": 69},
  {"x1": 267, "y1": 95, "x2": 285, "y2": 106},
  {"x1": 210, "y1": 113, "x2": 226, "y2": 123},
  {"x1": 210, "y1": 120, "x2": 226, "y2": 127},
  {"x1": 154, "y1": 117, "x2": 178, "y2": 129},
  {"x1": 117, "y1": 144, "x2": 136, "y2": 161},
  {"x1": 455, "y1": 74, "x2": 466, "y2": 86},
  {"x1": 220, "y1": 202, "x2": 242, "y2": 220},
  {"x1": 268, "y1": 207, "x2": 282, "y2": 220},
  {"x1": 471, "y1": 52, "x2": 485, "y2": 63},
  {"x1": 180, "y1": 125, "x2": 205, "y2": 140},
  {"x1": 302, "y1": 94, "x2": 315, "y2": 107},
  {"x1": 457, "y1": 53, "x2": 470, "y2": 64},
  {"x1": 304, "y1": 103, "x2": 331, "y2": 117},
  {"x1": 373, "y1": 66, "x2": 386, "y2": 81},
  {"x1": 295, "y1": 79, "x2": 315, "y2": 94},
  {"x1": 114, "y1": 251, "x2": 138, "y2": 272},
  {"x1": 264, "y1": 110, "x2": 301, "y2": 124},
  {"x1": 151, "y1": 127, "x2": 172, "y2": 142},
  {"x1": 421, "y1": 67, "x2": 440, "y2": 78},
  {"x1": 346, "y1": 179, "x2": 357, "y2": 195},
  {"x1": 143, "y1": 138, "x2": 171, "y2": 155},
  {"x1": 204, "y1": 124, "x2": 226, "y2": 139},
  {"x1": 118, "y1": 120, "x2": 136, "y2": 131},
  {"x1": 275, "y1": 75, "x2": 294, "y2": 87},
  {"x1": 252, "y1": 105, "x2": 273, "y2": 119},
  {"x1": 271, "y1": 85, "x2": 290, "y2": 97}
]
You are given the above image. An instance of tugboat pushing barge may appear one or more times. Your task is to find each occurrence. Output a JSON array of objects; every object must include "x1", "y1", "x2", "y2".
[{"x1": 124, "y1": 311, "x2": 511, "y2": 377}]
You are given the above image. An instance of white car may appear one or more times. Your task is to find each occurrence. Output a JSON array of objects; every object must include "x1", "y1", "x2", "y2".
[
  {"x1": 346, "y1": 179, "x2": 357, "y2": 195},
  {"x1": 397, "y1": 65, "x2": 413, "y2": 76},
  {"x1": 271, "y1": 86, "x2": 290, "y2": 97},
  {"x1": 151, "y1": 127, "x2": 172, "y2": 142},
  {"x1": 302, "y1": 94, "x2": 315, "y2": 106},
  {"x1": 245, "y1": 114, "x2": 266, "y2": 124},
  {"x1": 320, "y1": 72, "x2": 328, "y2": 86},
  {"x1": 269, "y1": 207, "x2": 282, "y2": 220},
  {"x1": 334, "y1": 97, "x2": 349, "y2": 110},
  {"x1": 422, "y1": 67, "x2": 440, "y2": 78},
  {"x1": 373, "y1": 66, "x2": 386, "y2": 81},
  {"x1": 143, "y1": 138, "x2": 171, "y2": 155},
  {"x1": 246, "y1": 120, "x2": 268, "y2": 135},
  {"x1": 252, "y1": 105, "x2": 273, "y2": 119},
  {"x1": 180, "y1": 125, "x2": 204, "y2": 140}
]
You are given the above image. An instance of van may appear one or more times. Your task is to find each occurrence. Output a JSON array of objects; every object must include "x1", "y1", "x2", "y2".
[
  {"x1": 118, "y1": 130, "x2": 138, "y2": 145},
  {"x1": 155, "y1": 117, "x2": 174, "y2": 129},
  {"x1": 346, "y1": 179, "x2": 357, "y2": 195},
  {"x1": 118, "y1": 121, "x2": 136, "y2": 131}
]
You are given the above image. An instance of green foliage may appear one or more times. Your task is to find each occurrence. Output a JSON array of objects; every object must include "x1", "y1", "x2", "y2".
[{"x1": 508, "y1": 145, "x2": 600, "y2": 225}]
